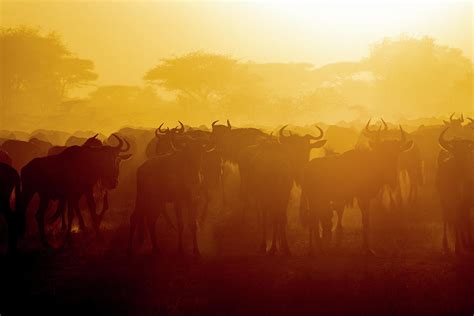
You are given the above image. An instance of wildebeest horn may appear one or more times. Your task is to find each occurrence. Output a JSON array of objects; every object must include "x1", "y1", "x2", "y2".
[
  {"x1": 381, "y1": 118, "x2": 388, "y2": 131},
  {"x1": 460, "y1": 113, "x2": 464, "y2": 122},
  {"x1": 156, "y1": 123, "x2": 168, "y2": 137},
  {"x1": 121, "y1": 137, "x2": 131, "y2": 152},
  {"x1": 227, "y1": 119, "x2": 232, "y2": 128},
  {"x1": 211, "y1": 120, "x2": 219, "y2": 128},
  {"x1": 279, "y1": 125, "x2": 290, "y2": 140},
  {"x1": 450, "y1": 112, "x2": 455, "y2": 122},
  {"x1": 468, "y1": 117, "x2": 473, "y2": 123},
  {"x1": 364, "y1": 119, "x2": 373, "y2": 133},
  {"x1": 92, "y1": 133, "x2": 98, "y2": 139},
  {"x1": 306, "y1": 125, "x2": 324, "y2": 141},
  {"x1": 177, "y1": 121, "x2": 185, "y2": 134},
  {"x1": 111, "y1": 133, "x2": 123, "y2": 150},
  {"x1": 438, "y1": 127, "x2": 452, "y2": 152},
  {"x1": 364, "y1": 119, "x2": 381, "y2": 141}
]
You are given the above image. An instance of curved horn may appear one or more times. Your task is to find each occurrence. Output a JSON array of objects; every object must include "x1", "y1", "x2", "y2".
[
  {"x1": 227, "y1": 119, "x2": 232, "y2": 129},
  {"x1": 381, "y1": 118, "x2": 388, "y2": 131},
  {"x1": 460, "y1": 113, "x2": 464, "y2": 122},
  {"x1": 438, "y1": 127, "x2": 452, "y2": 152},
  {"x1": 155, "y1": 123, "x2": 165, "y2": 137},
  {"x1": 468, "y1": 117, "x2": 473, "y2": 123},
  {"x1": 177, "y1": 121, "x2": 185, "y2": 134},
  {"x1": 92, "y1": 133, "x2": 98, "y2": 139},
  {"x1": 364, "y1": 119, "x2": 372, "y2": 133},
  {"x1": 306, "y1": 125, "x2": 324, "y2": 140},
  {"x1": 211, "y1": 120, "x2": 219, "y2": 128},
  {"x1": 110, "y1": 133, "x2": 123, "y2": 150},
  {"x1": 450, "y1": 112, "x2": 455, "y2": 122},
  {"x1": 121, "y1": 137, "x2": 131, "y2": 152},
  {"x1": 279, "y1": 125, "x2": 290, "y2": 140}
]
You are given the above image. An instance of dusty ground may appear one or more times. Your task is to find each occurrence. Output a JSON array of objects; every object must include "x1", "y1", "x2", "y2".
[{"x1": 1, "y1": 205, "x2": 474, "y2": 316}]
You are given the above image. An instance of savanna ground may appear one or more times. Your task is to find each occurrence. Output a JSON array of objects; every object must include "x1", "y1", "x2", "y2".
[{"x1": 1, "y1": 183, "x2": 474, "y2": 315}]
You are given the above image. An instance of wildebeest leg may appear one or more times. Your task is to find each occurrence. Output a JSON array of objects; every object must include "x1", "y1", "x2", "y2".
[
  {"x1": 187, "y1": 201, "x2": 200, "y2": 257},
  {"x1": 308, "y1": 223, "x2": 314, "y2": 256},
  {"x1": 127, "y1": 210, "x2": 138, "y2": 254},
  {"x1": 359, "y1": 198, "x2": 374, "y2": 256},
  {"x1": 279, "y1": 218, "x2": 290, "y2": 256},
  {"x1": 58, "y1": 200, "x2": 67, "y2": 231},
  {"x1": 268, "y1": 216, "x2": 278, "y2": 256},
  {"x1": 85, "y1": 190, "x2": 100, "y2": 238},
  {"x1": 147, "y1": 214, "x2": 159, "y2": 254},
  {"x1": 20, "y1": 188, "x2": 36, "y2": 237},
  {"x1": 36, "y1": 196, "x2": 50, "y2": 248},
  {"x1": 335, "y1": 205, "x2": 344, "y2": 231},
  {"x1": 66, "y1": 199, "x2": 77, "y2": 243},
  {"x1": 258, "y1": 208, "x2": 267, "y2": 253},
  {"x1": 442, "y1": 219, "x2": 449, "y2": 253},
  {"x1": 75, "y1": 205, "x2": 86, "y2": 231},
  {"x1": 175, "y1": 202, "x2": 184, "y2": 254}
]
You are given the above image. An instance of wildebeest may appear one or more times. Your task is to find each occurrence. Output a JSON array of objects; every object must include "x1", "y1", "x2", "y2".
[
  {"x1": 1, "y1": 139, "x2": 47, "y2": 171},
  {"x1": 301, "y1": 122, "x2": 413, "y2": 255},
  {"x1": 0, "y1": 163, "x2": 22, "y2": 253},
  {"x1": 127, "y1": 132, "x2": 214, "y2": 255},
  {"x1": 21, "y1": 134, "x2": 131, "y2": 247},
  {"x1": 436, "y1": 127, "x2": 474, "y2": 254},
  {"x1": 47, "y1": 134, "x2": 105, "y2": 231},
  {"x1": 243, "y1": 125, "x2": 327, "y2": 255}
]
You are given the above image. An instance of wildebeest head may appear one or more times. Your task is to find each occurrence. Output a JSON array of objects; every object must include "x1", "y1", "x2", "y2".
[
  {"x1": 278, "y1": 124, "x2": 327, "y2": 183},
  {"x1": 170, "y1": 133, "x2": 216, "y2": 187},
  {"x1": 443, "y1": 112, "x2": 464, "y2": 128},
  {"x1": 210, "y1": 119, "x2": 232, "y2": 148},
  {"x1": 153, "y1": 121, "x2": 185, "y2": 155},
  {"x1": 365, "y1": 122, "x2": 413, "y2": 189},
  {"x1": 438, "y1": 127, "x2": 474, "y2": 175},
  {"x1": 95, "y1": 134, "x2": 132, "y2": 189},
  {"x1": 82, "y1": 134, "x2": 103, "y2": 148}
]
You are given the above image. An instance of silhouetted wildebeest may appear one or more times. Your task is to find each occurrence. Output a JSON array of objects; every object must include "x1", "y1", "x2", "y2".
[
  {"x1": 0, "y1": 139, "x2": 48, "y2": 171},
  {"x1": 128, "y1": 132, "x2": 215, "y2": 255},
  {"x1": 242, "y1": 125, "x2": 326, "y2": 255},
  {"x1": 21, "y1": 134, "x2": 131, "y2": 248},
  {"x1": 436, "y1": 127, "x2": 474, "y2": 254},
  {"x1": 47, "y1": 134, "x2": 105, "y2": 231},
  {"x1": 210, "y1": 120, "x2": 269, "y2": 163},
  {"x1": 145, "y1": 122, "x2": 185, "y2": 158},
  {"x1": 301, "y1": 122, "x2": 413, "y2": 255},
  {"x1": 0, "y1": 162, "x2": 22, "y2": 253}
]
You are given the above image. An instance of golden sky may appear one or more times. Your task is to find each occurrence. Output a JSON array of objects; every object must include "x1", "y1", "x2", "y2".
[{"x1": 1, "y1": 0, "x2": 473, "y2": 88}]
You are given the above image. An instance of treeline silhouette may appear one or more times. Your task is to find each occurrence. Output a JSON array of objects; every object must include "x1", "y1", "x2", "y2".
[{"x1": 1, "y1": 26, "x2": 472, "y2": 133}]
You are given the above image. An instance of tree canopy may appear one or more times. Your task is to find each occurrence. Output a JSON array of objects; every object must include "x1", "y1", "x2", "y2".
[{"x1": 0, "y1": 26, "x2": 97, "y2": 128}]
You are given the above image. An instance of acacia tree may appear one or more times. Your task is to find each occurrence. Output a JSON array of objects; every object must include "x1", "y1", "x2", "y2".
[{"x1": 0, "y1": 26, "x2": 97, "y2": 128}]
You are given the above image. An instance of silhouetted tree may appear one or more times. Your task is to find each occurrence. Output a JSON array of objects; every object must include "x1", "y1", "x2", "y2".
[{"x1": 0, "y1": 27, "x2": 97, "y2": 127}]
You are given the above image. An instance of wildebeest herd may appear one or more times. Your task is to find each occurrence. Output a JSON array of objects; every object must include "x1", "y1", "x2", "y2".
[{"x1": 0, "y1": 113, "x2": 473, "y2": 257}]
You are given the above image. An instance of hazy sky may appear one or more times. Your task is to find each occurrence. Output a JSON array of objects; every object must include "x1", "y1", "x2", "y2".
[{"x1": 2, "y1": 0, "x2": 472, "y2": 87}]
